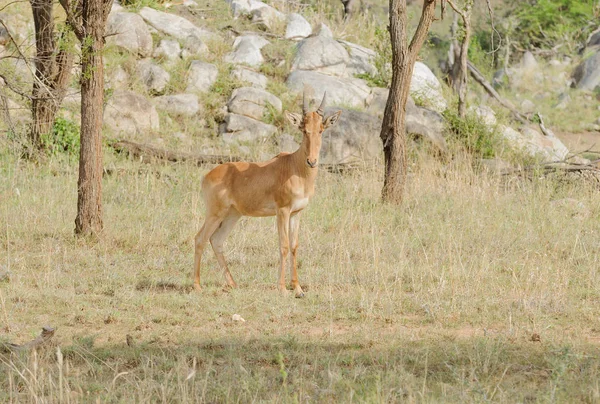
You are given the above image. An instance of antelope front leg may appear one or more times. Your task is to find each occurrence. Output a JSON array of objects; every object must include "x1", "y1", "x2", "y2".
[
  {"x1": 276, "y1": 208, "x2": 291, "y2": 294},
  {"x1": 289, "y1": 212, "x2": 304, "y2": 298}
]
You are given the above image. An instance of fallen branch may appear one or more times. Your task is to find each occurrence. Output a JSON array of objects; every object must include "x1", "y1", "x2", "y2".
[
  {"x1": 111, "y1": 140, "x2": 242, "y2": 165},
  {"x1": 467, "y1": 62, "x2": 528, "y2": 124},
  {"x1": 2, "y1": 326, "x2": 55, "y2": 352}
]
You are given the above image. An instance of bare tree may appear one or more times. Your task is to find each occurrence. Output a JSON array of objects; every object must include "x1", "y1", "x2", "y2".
[
  {"x1": 71, "y1": 0, "x2": 112, "y2": 236},
  {"x1": 446, "y1": 0, "x2": 472, "y2": 118},
  {"x1": 29, "y1": 0, "x2": 74, "y2": 151},
  {"x1": 379, "y1": 0, "x2": 441, "y2": 204}
]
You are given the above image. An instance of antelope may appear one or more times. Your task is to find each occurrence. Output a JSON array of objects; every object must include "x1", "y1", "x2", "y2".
[{"x1": 194, "y1": 90, "x2": 341, "y2": 297}]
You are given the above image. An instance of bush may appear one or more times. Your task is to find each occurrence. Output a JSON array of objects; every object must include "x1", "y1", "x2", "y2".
[
  {"x1": 443, "y1": 109, "x2": 501, "y2": 159},
  {"x1": 45, "y1": 117, "x2": 80, "y2": 156}
]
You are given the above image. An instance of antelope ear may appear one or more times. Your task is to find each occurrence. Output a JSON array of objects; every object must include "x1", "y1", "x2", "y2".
[
  {"x1": 285, "y1": 111, "x2": 303, "y2": 128},
  {"x1": 323, "y1": 110, "x2": 342, "y2": 129}
]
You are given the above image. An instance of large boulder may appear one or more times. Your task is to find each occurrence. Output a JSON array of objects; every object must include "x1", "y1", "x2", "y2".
[
  {"x1": 291, "y1": 23, "x2": 349, "y2": 77},
  {"x1": 220, "y1": 113, "x2": 277, "y2": 143},
  {"x1": 154, "y1": 93, "x2": 200, "y2": 117},
  {"x1": 139, "y1": 7, "x2": 213, "y2": 44},
  {"x1": 106, "y1": 12, "x2": 153, "y2": 57},
  {"x1": 226, "y1": 0, "x2": 273, "y2": 17},
  {"x1": 231, "y1": 67, "x2": 268, "y2": 89},
  {"x1": 104, "y1": 90, "x2": 159, "y2": 136},
  {"x1": 286, "y1": 70, "x2": 371, "y2": 108},
  {"x1": 224, "y1": 35, "x2": 269, "y2": 67},
  {"x1": 319, "y1": 107, "x2": 381, "y2": 165},
  {"x1": 572, "y1": 50, "x2": 600, "y2": 91},
  {"x1": 153, "y1": 39, "x2": 181, "y2": 62},
  {"x1": 137, "y1": 59, "x2": 170, "y2": 94},
  {"x1": 227, "y1": 87, "x2": 282, "y2": 120},
  {"x1": 285, "y1": 13, "x2": 312, "y2": 41},
  {"x1": 251, "y1": 4, "x2": 285, "y2": 30},
  {"x1": 338, "y1": 40, "x2": 377, "y2": 76},
  {"x1": 410, "y1": 62, "x2": 447, "y2": 112},
  {"x1": 186, "y1": 61, "x2": 218, "y2": 93}
]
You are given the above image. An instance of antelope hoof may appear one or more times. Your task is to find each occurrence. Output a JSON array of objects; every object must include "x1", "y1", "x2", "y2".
[
  {"x1": 227, "y1": 281, "x2": 238, "y2": 289},
  {"x1": 294, "y1": 286, "x2": 305, "y2": 298},
  {"x1": 194, "y1": 283, "x2": 202, "y2": 292}
]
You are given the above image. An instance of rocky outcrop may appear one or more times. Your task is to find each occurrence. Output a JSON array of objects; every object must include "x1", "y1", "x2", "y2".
[
  {"x1": 232, "y1": 67, "x2": 268, "y2": 89},
  {"x1": 224, "y1": 35, "x2": 269, "y2": 67},
  {"x1": 285, "y1": 13, "x2": 312, "y2": 41},
  {"x1": 139, "y1": 7, "x2": 213, "y2": 41},
  {"x1": 186, "y1": 61, "x2": 218, "y2": 93},
  {"x1": 227, "y1": 87, "x2": 282, "y2": 121},
  {"x1": 104, "y1": 90, "x2": 159, "y2": 136},
  {"x1": 410, "y1": 62, "x2": 447, "y2": 112},
  {"x1": 106, "y1": 12, "x2": 153, "y2": 57},
  {"x1": 154, "y1": 94, "x2": 200, "y2": 117},
  {"x1": 291, "y1": 24, "x2": 349, "y2": 77},
  {"x1": 137, "y1": 59, "x2": 170, "y2": 94},
  {"x1": 286, "y1": 70, "x2": 371, "y2": 108},
  {"x1": 220, "y1": 113, "x2": 277, "y2": 143}
]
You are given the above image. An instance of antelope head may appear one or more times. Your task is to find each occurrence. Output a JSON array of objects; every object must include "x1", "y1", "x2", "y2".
[{"x1": 285, "y1": 91, "x2": 342, "y2": 169}]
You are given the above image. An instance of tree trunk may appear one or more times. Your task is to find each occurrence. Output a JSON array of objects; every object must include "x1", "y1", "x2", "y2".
[
  {"x1": 29, "y1": 0, "x2": 73, "y2": 152},
  {"x1": 74, "y1": 0, "x2": 111, "y2": 236},
  {"x1": 380, "y1": 0, "x2": 437, "y2": 204},
  {"x1": 447, "y1": 1, "x2": 473, "y2": 118}
]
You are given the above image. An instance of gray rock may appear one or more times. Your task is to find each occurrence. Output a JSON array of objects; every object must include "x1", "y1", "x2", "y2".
[
  {"x1": 587, "y1": 27, "x2": 600, "y2": 49},
  {"x1": 139, "y1": 7, "x2": 213, "y2": 41},
  {"x1": 104, "y1": 90, "x2": 159, "y2": 135},
  {"x1": 154, "y1": 93, "x2": 200, "y2": 116},
  {"x1": 365, "y1": 87, "x2": 388, "y2": 117},
  {"x1": 137, "y1": 59, "x2": 170, "y2": 94},
  {"x1": 285, "y1": 13, "x2": 312, "y2": 41},
  {"x1": 286, "y1": 70, "x2": 371, "y2": 108},
  {"x1": 153, "y1": 39, "x2": 181, "y2": 61},
  {"x1": 226, "y1": 0, "x2": 270, "y2": 17},
  {"x1": 106, "y1": 12, "x2": 153, "y2": 57},
  {"x1": 279, "y1": 133, "x2": 300, "y2": 153},
  {"x1": 227, "y1": 87, "x2": 282, "y2": 120},
  {"x1": 498, "y1": 125, "x2": 569, "y2": 162},
  {"x1": 572, "y1": 49, "x2": 600, "y2": 91},
  {"x1": 406, "y1": 98, "x2": 447, "y2": 153},
  {"x1": 232, "y1": 67, "x2": 268, "y2": 89},
  {"x1": 338, "y1": 40, "x2": 377, "y2": 76},
  {"x1": 186, "y1": 61, "x2": 218, "y2": 93},
  {"x1": 291, "y1": 23, "x2": 350, "y2": 77},
  {"x1": 555, "y1": 92, "x2": 571, "y2": 110},
  {"x1": 251, "y1": 4, "x2": 285, "y2": 30},
  {"x1": 520, "y1": 51, "x2": 538, "y2": 70},
  {"x1": 520, "y1": 99, "x2": 535, "y2": 112},
  {"x1": 220, "y1": 113, "x2": 277, "y2": 143},
  {"x1": 468, "y1": 105, "x2": 497, "y2": 125},
  {"x1": 410, "y1": 62, "x2": 447, "y2": 112},
  {"x1": 181, "y1": 36, "x2": 208, "y2": 57},
  {"x1": 319, "y1": 107, "x2": 381, "y2": 164},
  {"x1": 224, "y1": 35, "x2": 269, "y2": 67},
  {"x1": 106, "y1": 65, "x2": 129, "y2": 89}
]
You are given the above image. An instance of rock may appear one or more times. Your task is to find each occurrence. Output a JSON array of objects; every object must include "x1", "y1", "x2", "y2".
[
  {"x1": 110, "y1": 2, "x2": 124, "y2": 13},
  {"x1": 572, "y1": 49, "x2": 600, "y2": 91},
  {"x1": 319, "y1": 107, "x2": 381, "y2": 164},
  {"x1": 186, "y1": 61, "x2": 218, "y2": 93},
  {"x1": 286, "y1": 70, "x2": 371, "y2": 108},
  {"x1": 251, "y1": 4, "x2": 285, "y2": 30},
  {"x1": 406, "y1": 98, "x2": 447, "y2": 153},
  {"x1": 227, "y1": 87, "x2": 282, "y2": 120},
  {"x1": 137, "y1": 59, "x2": 170, "y2": 94},
  {"x1": 338, "y1": 40, "x2": 377, "y2": 76},
  {"x1": 549, "y1": 59, "x2": 562, "y2": 67},
  {"x1": 181, "y1": 36, "x2": 208, "y2": 57},
  {"x1": 410, "y1": 62, "x2": 447, "y2": 112},
  {"x1": 106, "y1": 12, "x2": 153, "y2": 57},
  {"x1": 587, "y1": 27, "x2": 600, "y2": 49},
  {"x1": 232, "y1": 67, "x2": 268, "y2": 89},
  {"x1": 153, "y1": 39, "x2": 181, "y2": 61},
  {"x1": 224, "y1": 35, "x2": 269, "y2": 67},
  {"x1": 365, "y1": 87, "x2": 388, "y2": 117},
  {"x1": 154, "y1": 93, "x2": 200, "y2": 116},
  {"x1": 520, "y1": 99, "x2": 535, "y2": 112},
  {"x1": 520, "y1": 51, "x2": 538, "y2": 70},
  {"x1": 498, "y1": 125, "x2": 569, "y2": 162},
  {"x1": 279, "y1": 133, "x2": 299, "y2": 153},
  {"x1": 555, "y1": 92, "x2": 571, "y2": 110},
  {"x1": 139, "y1": 7, "x2": 213, "y2": 41},
  {"x1": 291, "y1": 23, "x2": 350, "y2": 77},
  {"x1": 468, "y1": 105, "x2": 497, "y2": 126},
  {"x1": 226, "y1": 0, "x2": 271, "y2": 17},
  {"x1": 220, "y1": 113, "x2": 277, "y2": 143},
  {"x1": 285, "y1": 13, "x2": 312, "y2": 41},
  {"x1": 104, "y1": 90, "x2": 159, "y2": 136},
  {"x1": 106, "y1": 65, "x2": 129, "y2": 89}
]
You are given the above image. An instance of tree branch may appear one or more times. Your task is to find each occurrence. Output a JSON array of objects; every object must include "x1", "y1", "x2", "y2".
[{"x1": 58, "y1": 0, "x2": 84, "y2": 41}]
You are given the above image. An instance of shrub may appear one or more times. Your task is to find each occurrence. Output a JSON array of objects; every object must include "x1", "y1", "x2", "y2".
[
  {"x1": 443, "y1": 109, "x2": 501, "y2": 159},
  {"x1": 45, "y1": 117, "x2": 80, "y2": 156}
]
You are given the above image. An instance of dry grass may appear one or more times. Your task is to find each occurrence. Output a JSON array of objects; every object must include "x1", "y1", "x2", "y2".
[{"x1": 2, "y1": 142, "x2": 600, "y2": 402}]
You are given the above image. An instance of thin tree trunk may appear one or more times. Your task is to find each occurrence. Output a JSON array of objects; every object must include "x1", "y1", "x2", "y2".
[
  {"x1": 447, "y1": 1, "x2": 472, "y2": 118},
  {"x1": 75, "y1": 0, "x2": 111, "y2": 236},
  {"x1": 380, "y1": 0, "x2": 437, "y2": 204},
  {"x1": 29, "y1": 0, "x2": 74, "y2": 152}
]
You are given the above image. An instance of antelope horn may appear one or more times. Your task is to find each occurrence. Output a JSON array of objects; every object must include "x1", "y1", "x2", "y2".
[
  {"x1": 316, "y1": 92, "x2": 327, "y2": 116},
  {"x1": 303, "y1": 86, "x2": 310, "y2": 114}
]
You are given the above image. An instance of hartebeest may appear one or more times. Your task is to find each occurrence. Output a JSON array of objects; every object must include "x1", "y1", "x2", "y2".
[{"x1": 194, "y1": 90, "x2": 341, "y2": 297}]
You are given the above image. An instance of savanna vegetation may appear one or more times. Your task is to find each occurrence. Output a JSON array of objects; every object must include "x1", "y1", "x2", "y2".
[{"x1": 1, "y1": 0, "x2": 600, "y2": 401}]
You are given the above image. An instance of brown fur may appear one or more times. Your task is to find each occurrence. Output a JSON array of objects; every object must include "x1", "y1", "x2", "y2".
[{"x1": 194, "y1": 109, "x2": 342, "y2": 297}]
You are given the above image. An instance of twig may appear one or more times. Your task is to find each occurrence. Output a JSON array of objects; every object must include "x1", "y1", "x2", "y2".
[{"x1": 110, "y1": 140, "x2": 242, "y2": 165}]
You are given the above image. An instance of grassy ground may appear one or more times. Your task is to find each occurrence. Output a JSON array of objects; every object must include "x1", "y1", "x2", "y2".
[{"x1": 2, "y1": 143, "x2": 600, "y2": 402}]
